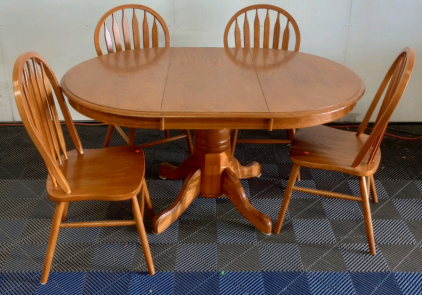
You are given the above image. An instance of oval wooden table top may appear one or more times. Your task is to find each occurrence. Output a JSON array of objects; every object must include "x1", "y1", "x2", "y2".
[{"x1": 61, "y1": 47, "x2": 365, "y2": 130}]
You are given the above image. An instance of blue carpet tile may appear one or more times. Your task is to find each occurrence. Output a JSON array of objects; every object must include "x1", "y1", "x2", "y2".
[{"x1": 1, "y1": 124, "x2": 422, "y2": 294}]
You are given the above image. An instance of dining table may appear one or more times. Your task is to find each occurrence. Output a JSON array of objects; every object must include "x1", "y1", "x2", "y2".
[{"x1": 60, "y1": 47, "x2": 365, "y2": 235}]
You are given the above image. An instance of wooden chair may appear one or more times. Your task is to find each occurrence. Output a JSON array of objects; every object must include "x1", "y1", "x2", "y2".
[
  {"x1": 224, "y1": 4, "x2": 301, "y2": 156},
  {"x1": 94, "y1": 4, "x2": 193, "y2": 153},
  {"x1": 12, "y1": 52, "x2": 155, "y2": 284},
  {"x1": 274, "y1": 48, "x2": 416, "y2": 255}
]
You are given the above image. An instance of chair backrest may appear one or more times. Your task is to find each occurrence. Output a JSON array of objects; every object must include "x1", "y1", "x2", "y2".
[
  {"x1": 12, "y1": 52, "x2": 83, "y2": 194},
  {"x1": 94, "y1": 4, "x2": 170, "y2": 56},
  {"x1": 352, "y1": 47, "x2": 415, "y2": 167},
  {"x1": 224, "y1": 4, "x2": 300, "y2": 51}
]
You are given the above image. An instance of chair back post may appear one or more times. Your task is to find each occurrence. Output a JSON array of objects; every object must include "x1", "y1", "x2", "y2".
[
  {"x1": 12, "y1": 52, "x2": 84, "y2": 193},
  {"x1": 352, "y1": 47, "x2": 415, "y2": 167},
  {"x1": 94, "y1": 4, "x2": 170, "y2": 56},
  {"x1": 224, "y1": 4, "x2": 300, "y2": 51}
]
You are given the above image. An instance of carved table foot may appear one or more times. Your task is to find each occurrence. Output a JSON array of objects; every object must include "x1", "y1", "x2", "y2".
[{"x1": 152, "y1": 129, "x2": 272, "y2": 234}]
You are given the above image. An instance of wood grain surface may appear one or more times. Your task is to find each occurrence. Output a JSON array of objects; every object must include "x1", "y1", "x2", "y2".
[{"x1": 61, "y1": 47, "x2": 365, "y2": 129}]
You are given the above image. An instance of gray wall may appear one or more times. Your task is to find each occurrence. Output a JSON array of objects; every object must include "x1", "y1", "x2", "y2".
[{"x1": 0, "y1": 0, "x2": 421, "y2": 122}]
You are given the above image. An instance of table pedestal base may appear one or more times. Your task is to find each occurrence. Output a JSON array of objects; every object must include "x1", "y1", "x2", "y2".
[{"x1": 152, "y1": 129, "x2": 272, "y2": 234}]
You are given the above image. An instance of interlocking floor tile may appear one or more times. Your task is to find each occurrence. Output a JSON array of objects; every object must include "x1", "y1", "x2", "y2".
[
  {"x1": 175, "y1": 243, "x2": 217, "y2": 271},
  {"x1": 381, "y1": 180, "x2": 421, "y2": 199},
  {"x1": 374, "y1": 165, "x2": 411, "y2": 181},
  {"x1": 219, "y1": 271, "x2": 265, "y2": 295},
  {"x1": 248, "y1": 177, "x2": 284, "y2": 199},
  {"x1": 394, "y1": 272, "x2": 422, "y2": 295},
  {"x1": 58, "y1": 227, "x2": 101, "y2": 244},
  {"x1": 218, "y1": 244, "x2": 261, "y2": 271},
  {"x1": 259, "y1": 243, "x2": 302, "y2": 271},
  {"x1": 81, "y1": 272, "x2": 130, "y2": 295},
  {"x1": 306, "y1": 271, "x2": 355, "y2": 295},
  {"x1": 51, "y1": 243, "x2": 94, "y2": 272},
  {"x1": 132, "y1": 243, "x2": 177, "y2": 272},
  {"x1": 243, "y1": 148, "x2": 276, "y2": 164},
  {"x1": 147, "y1": 180, "x2": 183, "y2": 200},
  {"x1": 6, "y1": 180, "x2": 45, "y2": 199},
  {"x1": 19, "y1": 163, "x2": 48, "y2": 180},
  {"x1": 30, "y1": 199, "x2": 56, "y2": 219},
  {"x1": 393, "y1": 199, "x2": 422, "y2": 220},
  {"x1": 256, "y1": 222, "x2": 296, "y2": 243},
  {"x1": 217, "y1": 220, "x2": 257, "y2": 244},
  {"x1": 216, "y1": 197, "x2": 246, "y2": 220},
  {"x1": 0, "y1": 243, "x2": 13, "y2": 270},
  {"x1": 0, "y1": 198, "x2": 38, "y2": 219},
  {"x1": 250, "y1": 198, "x2": 283, "y2": 221},
  {"x1": 174, "y1": 272, "x2": 219, "y2": 295},
  {"x1": 1, "y1": 125, "x2": 422, "y2": 294},
  {"x1": 290, "y1": 180, "x2": 319, "y2": 199},
  {"x1": 310, "y1": 169, "x2": 346, "y2": 180},
  {"x1": 128, "y1": 272, "x2": 174, "y2": 295},
  {"x1": 380, "y1": 244, "x2": 422, "y2": 271},
  {"x1": 330, "y1": 220, "x2": 369, "y2": 244},
  {"x1": 0, "y1": 220, "x2": 26, "y2": 243},
  {"x1": 293, "y1": 219, "x2": 336, "y2": 244},
  {"x1": 0, "y1": 163, "x2": 27, "y2": 179},
  {"x1": 2, "y1": 244, "x2": 46, "y2": 271},
  {"x1": 90, "y1": 243, "x2": 136, "y2": 272},
  {"x1": 315, "y1": 179, "x2": 354, "y2": 195},
  {"x1": 35, "y1": 272, "x2": 85, "y2": 295},
  {"x1": 339, "y1": 243, "x2": 389, "y2": 272},
  {"x1": 322, "y1": 198, "x2": 363, "y2": 220},
  {"x1": 0, "y1": 180, "x2": 15, "y2": 198},
  {"x1": 298, "y1": 244, "x2": 347, "y2": 271},
  {"x1": 260, "y1": 163, "x2": 280, "y2": 179},
  {"x1": 0, "y1": 148, "x2": 36, "y2": 164},
  {"x1": 262, "y1": 271, "x2": 311, "y2": 295},
  {"x1": 351, "y1": 272, "x2": 403, "y2": 295},
  {"x1": 0, "y1": 272, "x2": 41, "y2": 295},
  {"x1": 178, "y1": 219, "x2": 217, "y2": 243},
  {"x1": 17, "y1": 219, "x2": 51, "y2": 244},
  {"x1": 372, "y1": 220, "x2": 416, "y2": 245},
  {"x1": 289, "y1": 199, "x2": 327, "y2": 220},
  {"x1": 147, "y1": 220, "x2": 179, "y2": 244},
  {"x1": 65, "y1": 201, "x2": 109, "y2": 222},
  {"x1": 367, "y1": 200, "x2": 404, "y2": 220},
  {"x1": 179, "y1": 197, "x2": 216, "y2": 220},
  {"x1": 405, "y1": 220, "x2": 422, "y2": 242},
  {"x1": 274, "y1": 146, "x2": 292, "y2": 164}
]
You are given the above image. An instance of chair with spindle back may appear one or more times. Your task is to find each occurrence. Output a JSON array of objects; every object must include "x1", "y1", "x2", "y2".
[
  {"x1": 274, "y1": 48, "x2": 415, "y2": 255},
  {"x1": 224, "y1": 4, "x2": 301, "y2": 156},
  {"x1": 94, "y1": 4, "x2": 193, "y2": 154},
  {"x1": 13, "y1": 52, "x2": 155, "y2": 284}
]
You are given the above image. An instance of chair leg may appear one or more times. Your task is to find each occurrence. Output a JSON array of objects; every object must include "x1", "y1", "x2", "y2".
[
  {"x1": 288, "y1": 128, "x2": 296, "y2": 141},
  {"x1": 61, "y1": 202, "x2": 69, "y2": 222},
  {"x1": 231, "y1": 129, "x2": 239, "y2": 156},
  {"x1": 131, "y1": 196, "x2": 155, "y2": 275},
  {"x1": 103, "y1": 125, "x2": 115, "y2": 148},
  {"x1": 184, "y1": 130, "x2": 194, "y2": 155},
  {"x1": 142, "y1": 178, "x2": 154, "y2": 219},
  {"x1": 128, "y1": 128, "x2": 136, "y2": 146},
  {"x1": 164, "y1": 130, "x2": 170, "y2": 138},
  {"x1": 41, "y1": 202, "x2": 65, "y2": 284},
  {"x1": 370, "y1": 175, "x2": 378, "y2": 203},
  {"x1": 274, "y1": 163, "x2": 300, "y2": 234},
  {"x1": 139, "y1": 191, "x2": 145, "y2": 217},
  {"x1": 359, "y1": 176, "x2": 376, "y2": 255}
]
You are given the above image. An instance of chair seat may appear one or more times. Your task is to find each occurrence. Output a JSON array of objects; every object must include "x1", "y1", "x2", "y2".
[
  {"x1": 47, "y1": 146, "x2": 145, "y2": 202},
  {"x1": 290, "y1": 125, "x2": 381, "y2": 176}
]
